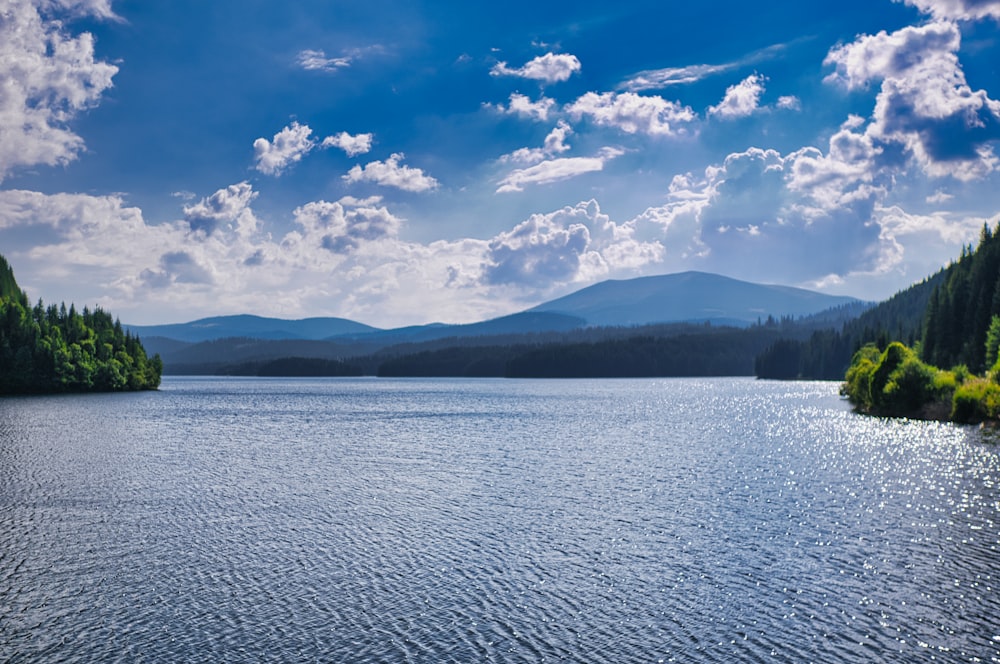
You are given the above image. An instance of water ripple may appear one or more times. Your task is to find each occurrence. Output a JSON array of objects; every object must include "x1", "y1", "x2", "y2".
[{"x1": 0, "y1": 377, "x2": 998, "y2": 662}]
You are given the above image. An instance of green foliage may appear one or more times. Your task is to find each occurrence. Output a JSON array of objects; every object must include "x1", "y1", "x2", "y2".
[
  {"x1": 951, "y1": 378, "x2": 1000, "y2": 423},
  {"x1": 755, "y1": 269, "x2": 942, "y2": 380},
  {"x1": 986, "y1": 315, "x2": 1000, "y2": 369},
  {"x1": 842, "y1": 344, "x2": 881, "y2": 409},
  {"x1": 881, "y1": 356, "x2": 937, "y2": 415},
  {"x1": 843, "y1": 342, "x2": 942, "y2": 417},
  {"x1": 922, "y1": 223, "x2": 1000, "y2": 372},
  {"x1": 0, "y1": 256, "x2": 161, "y2": 394}
]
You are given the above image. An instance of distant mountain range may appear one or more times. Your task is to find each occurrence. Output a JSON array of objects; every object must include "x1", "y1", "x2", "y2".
[{"x1": 128, "y1": 271, "x2": 859, "y2": 344}]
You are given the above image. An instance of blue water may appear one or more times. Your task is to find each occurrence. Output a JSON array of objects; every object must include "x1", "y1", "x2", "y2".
[{"x1": 1, "y1": 377, "x2": 998, "y2": 662}]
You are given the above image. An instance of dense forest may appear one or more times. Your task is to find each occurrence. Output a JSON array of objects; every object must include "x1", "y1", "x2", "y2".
[
  {"x1": 369, "y1": 320, "x2": 843, "y2": 378},
  {"x1": 755, "y1": 271, "x2": 941, "y2": 379},
  {"x1": 838, "y1": 224, "x2": 1000, "y2": 422},
  {"x1": 0, "y1": 256, "x2": 161, "y2": 394}
]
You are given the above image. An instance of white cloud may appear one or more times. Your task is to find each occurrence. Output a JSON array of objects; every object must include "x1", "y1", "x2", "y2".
[
  {"x1": 708, "y1": 74, "x2": 766, "y2": 119},
  {"x1": 491, "y1": 52, "x2": 581, "y2": 84},
  {"x1": 292, "y1": 198, "x2": 400, "y2": 253},
  {"x1": 0, "y1": 0, "x2": 118, "y2": 182},
  {"x1": 183, "y1": 182, "x2": 259, "y2": 238},
  {"x1": 343, "y1": 153, "x2": 439, "y2": 192},
  {"x1": 777, "y1": 95, "x2": 802, "y2": 111},
  {"x1": 499, "y1": 120, "x2": 573, "y2": 164},
  {"x1": 296, "y1": 49, "x2": 351, "y2": 72},
  {"x1": 565, "y1": 92, "x2": 696, "y2": 137},
  {"x1": 48, "y1": 0, "x2": 119, "y2": 19},
  {"x1": 786, "y1": 117, "x2": 884, "y2": 210},
  {"x1": 252, "y1": 122, "x2": 316, "y2": 175},
  {"x1": 631, "y1": 143, "x2": 888, "y2": 283},
  {"x1": 0, "y1": 186, "x2": 675, "y2": 327},
  {"x1": 484, "y1": 200, "x2": 663, "y2": 286},
  {"x1": 899, "y1": 0, "x2": 1000, "y2": 20},
  {"x1": 623, "y1": 64, "x2": 736, "y2": 91},
  {"x1": 321, "y1": 131, "x2": 374, "y2": 157},
  {"x1": 824, "y1": 21, "x2": 1000, "y2": 180},
  {"x1": 497, "y1": 147, "x2": 624, "y2": 193},
  {"x1": 489, "y1": 93, "x2": 556, "y2": 121},
  {"x1": 619, "y1": 42, "x2": 793, "y2": 92},
  {"x1": 926, "y1": 189, "x2": 954, "y2": 203}
]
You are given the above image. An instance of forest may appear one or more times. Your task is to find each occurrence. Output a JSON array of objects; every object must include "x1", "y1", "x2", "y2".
[
  {"x1": 836, "y1": 224, "x2": 1000, "y2": 422},
  {"x1": 0, "y1": 256, "x2": 161, "y2": 394}
]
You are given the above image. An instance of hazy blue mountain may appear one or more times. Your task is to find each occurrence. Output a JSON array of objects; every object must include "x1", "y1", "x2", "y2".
[
  {"x1": 341, "y1": 311, "x2": 586, "y2": 344},
  {"x1": 528, "y1": 271, "x2": 859, "y2": 327},
  {"x1": 126, "y1": 314, "x2": 379, "y2": 343},
  {"x1": 128, "y1": 272, "x2": 858, "y2": 348}
]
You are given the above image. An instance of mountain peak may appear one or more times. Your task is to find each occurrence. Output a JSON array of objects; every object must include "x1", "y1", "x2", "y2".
[{"x1": 529, "y1": 271, "x2": 857, "y2": 327}]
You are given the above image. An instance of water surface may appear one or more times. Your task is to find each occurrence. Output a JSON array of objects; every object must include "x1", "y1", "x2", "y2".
[{"x1": 1, "y1": 377, "x2": 998, "y2": 662}]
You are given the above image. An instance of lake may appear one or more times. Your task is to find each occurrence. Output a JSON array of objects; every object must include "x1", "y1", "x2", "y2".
[{"x1": 1, "y1": 377, "x2": 998, "y2": 662}]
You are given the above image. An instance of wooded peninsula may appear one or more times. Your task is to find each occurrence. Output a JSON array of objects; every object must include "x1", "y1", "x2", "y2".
[{"x1": 0, "y1": 256, "x2": 161, "y2": 394}]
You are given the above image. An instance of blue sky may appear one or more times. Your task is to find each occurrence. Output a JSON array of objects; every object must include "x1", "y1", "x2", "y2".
[{"x1": 2, "y1": 0, "x2": 1000, "y2": 326}]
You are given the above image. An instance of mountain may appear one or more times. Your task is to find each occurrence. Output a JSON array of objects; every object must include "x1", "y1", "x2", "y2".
[
  {"x1": 529, "y1": 271, "x2": 859, "y2": 327},
  {"x1": 129, "y1": 272, "x2": 858, "y2": 347},
  {"x1": 126, "y1": 314, "x2": 379, "y2": 343}
]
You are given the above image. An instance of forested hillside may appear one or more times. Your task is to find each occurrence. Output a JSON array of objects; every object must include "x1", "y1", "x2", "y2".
[
  {"x1": 0, "y1": 256, "x2": 161, "y2": 394},
  {"x1": 921, "y1": 226, "x2": 1000, "y2": 372},
  {"x1": 755, "y1": 270, "x2": 943, "y2": 379},
  {"x1": 834, "y1": 224, "x2": 1000, "y2": 423}
]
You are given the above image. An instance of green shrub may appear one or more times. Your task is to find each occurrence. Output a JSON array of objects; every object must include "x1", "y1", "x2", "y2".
[
  {"x1": 881, "y1": 356, "x2": 937, "y2": 415},
  {"x1": 952, "y1": 378, "x2": 1000, "y2": 423},
  {"x1": 843, "y1": 344, "x2": 881, "y2": 409}
]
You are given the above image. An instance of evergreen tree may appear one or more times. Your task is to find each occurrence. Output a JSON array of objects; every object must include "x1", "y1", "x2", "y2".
[{"x1": 0, "y1": 255, "x2": 161, "y2": 394}]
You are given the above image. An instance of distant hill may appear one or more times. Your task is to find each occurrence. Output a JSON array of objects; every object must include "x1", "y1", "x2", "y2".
[
  {"x1": 529, "y1": 271, "x2": 859, "y2": 327},
  {"x1": 126, "y1": 271, "x2": 870, "y2": 376},
  {"x1": 129, "y1": 272, "x2": 858, "y2": 346},
  {"x1": 126, "y1": 314, "x2": 379, "y2": 343}
]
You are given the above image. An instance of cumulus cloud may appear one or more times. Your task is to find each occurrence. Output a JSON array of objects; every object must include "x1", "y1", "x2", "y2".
[
  {"x1": 292, "y1": 198, "x2": 400, "y2": 254},
  {"x1": 489, "y1": 93, "x2": 556, "y2": 121},
  {"x1": 565, "y1": 92, "x2": 696, "y2": 137},
  {"x1": 899, "y1": 0, "x2": 1000, "y2": 20},
  {"x1": 824, "y1": 21, "x2": 1000, "y2": 179},
  {"x1": 183, "y1": 182, "x2": 259, "y2": 237},
  {"x1": 491, "y1": 52, "x2": 582, "y2": 84},
  {"x1": 632, "y1": 142, "x2": 889, "y2": 283},
  {"x1": 296, "y1": 49, "x2": 351, "y2": 72},
  {"x1": 786, "y1": 116, "x2": 885, "y2": 210},
  {"x1": 322, "y1": 131, "x2": 373, "y2": 157},
  {"x1": 0, "y1": 0, "x2": 118, "y2": 182},
  {"x1": 497, "y1": 147, "x2": 624, "y2": 193},
  {"x1": 252, "y1": 122, "x2": 316, "y2": 175},
  {"x1": 343, "y1": 153, "x2": 439, "y2": 192},
  {"x1": 499, "y1": 121, "x2": 573, "y2": 164},
  {"x1": 484, "y1": 200, "x2": 663, "y2": 285},
  {"x1": 708, "y1": 74, "x2": 766, "y2": 119}
]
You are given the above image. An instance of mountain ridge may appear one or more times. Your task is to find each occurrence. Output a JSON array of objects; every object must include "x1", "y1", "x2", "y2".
[{"x1": 127, "y1": 271, "x2": 860, "y2": 345}]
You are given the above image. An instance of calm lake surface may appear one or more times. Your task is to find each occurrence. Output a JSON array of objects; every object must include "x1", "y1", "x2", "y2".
[{"x1": 1, "y1": 377, "x2": 998, "y2": 662}]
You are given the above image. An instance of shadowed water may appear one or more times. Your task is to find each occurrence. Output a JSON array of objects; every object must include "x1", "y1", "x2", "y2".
[{"x1": 1, "y1": 377, "x2": 998, "y2": 662}]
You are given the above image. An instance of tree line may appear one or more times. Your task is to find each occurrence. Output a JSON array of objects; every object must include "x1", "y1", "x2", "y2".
[
  {"x1": 838, "y1": 223, "x2": 1000, "y2": 422},
  {"x1": 0, "y1": 256, "x2": 161, "y2": 394}
]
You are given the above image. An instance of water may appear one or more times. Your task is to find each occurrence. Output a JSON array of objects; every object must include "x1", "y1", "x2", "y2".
[{"x1": 1, "y1": 377, "x2": 998, "y2": 663}]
